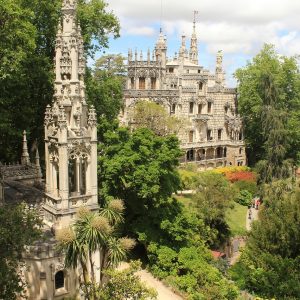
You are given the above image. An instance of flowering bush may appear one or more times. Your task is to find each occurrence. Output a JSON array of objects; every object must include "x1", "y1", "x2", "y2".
[{"x1": 226, "y1": 171, "x2": 256, "y2": 183}]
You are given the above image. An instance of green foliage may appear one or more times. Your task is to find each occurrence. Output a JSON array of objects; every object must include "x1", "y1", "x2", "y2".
[
  {"x1": 98, "y1": 127, "x2": 181, "y2": 223},
  {"x1": 0, "y1": 203, "x2": 42, "y2": 299},
  {"x1": 235, "y1": 44, "x2": 300, "y2": 167},
  {"x1": 131, "y1": 101, "x2": 188, "y2": 136},
  {"x1": 233, "y1": 180, "x2": 257, "y2": 196},
  {"x1": 235, "y1": 190, "x2": 252, "y2": 206},
  {"x1": 56, "y1": 202, "x2": 135, "y2": 299},
  {"x1": 0, "y1": 0, "x2": 120, "y2": 162},
  {"x1": 230, "y1": 180, "x2": 300, "y2": 298},
  {"x1": 149, "y1": 244, "x2": 239, "y2": 300},
  {"x1": 86, "y1": 54, "x2": 125, "y2": 139},
  {"x1": 178, "y1": 169, "x2": 199, "y2": 190},
  {"x1": 99, "y1": 261, "x2": 157, "y2": 299},
  {"x1": 191, "y1": 172, "x2": 238, "y2": 247}
]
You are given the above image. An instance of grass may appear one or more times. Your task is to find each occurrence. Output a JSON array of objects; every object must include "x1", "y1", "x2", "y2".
[
  {"x1": 226, "y1": 202, "x2": 247, "y2": 237},
  {"x1": 175, "y1": 194, "x2": 248, "y2": 237},
  {"x1": 174, "y1": 193, "x2": 194, "y2": 209}
]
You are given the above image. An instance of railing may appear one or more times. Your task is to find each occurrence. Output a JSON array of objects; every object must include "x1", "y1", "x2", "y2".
[{"x1": 181, "y1": 140, "x2": 244, "y2": 149}]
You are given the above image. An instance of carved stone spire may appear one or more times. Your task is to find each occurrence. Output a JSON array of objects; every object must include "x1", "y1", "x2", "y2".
[
  {"x1": 179, "y1": 35, "x2": 186, "y2": 60},
  {"x1": 21, "y1": 130, "x2": 30, "y2": 165},
  {"x1": 189, "y1": 11, "x2": 198, "y2": 64},
  {"x1": 43, "y1": 0, "x2": 98, "y2": 230},
  {"x1": 155, "y1": 29, "x2": 167, "y2": 65}
]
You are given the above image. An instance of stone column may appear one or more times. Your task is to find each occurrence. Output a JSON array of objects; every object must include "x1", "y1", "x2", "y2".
[{"x1": 76, "y1": 158, "x2": 80, "y2": 194}]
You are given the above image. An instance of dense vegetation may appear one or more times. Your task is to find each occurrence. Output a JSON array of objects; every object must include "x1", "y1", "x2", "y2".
[
  {"x1": 235, "y1": 44, "x2": 300, "y2": 170},
  {"x1": 2, "y1": 0, "x2": 300, "y2": 299},
  {"x1": 0, "y1": 0, "x2": 120, "y2": 162},
  {"x1": 0, "y1": 204, "x2": 42, "y2": 299}
]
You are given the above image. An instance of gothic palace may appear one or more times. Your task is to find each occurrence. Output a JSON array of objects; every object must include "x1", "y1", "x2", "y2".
[{"x1": 120, "y1": 20, "x2": 246, "y2": 168}]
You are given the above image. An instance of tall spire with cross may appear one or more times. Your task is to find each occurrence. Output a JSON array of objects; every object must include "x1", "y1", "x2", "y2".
[{"x1": 189, "y1": 10, "x2": 199, "y2": 64}]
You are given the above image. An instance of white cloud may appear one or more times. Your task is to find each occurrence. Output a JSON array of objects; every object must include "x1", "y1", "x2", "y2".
[
  {"x1": 126, "y1": 26, "x2": 156, "y2": 36},
  {"x1": 107, "y1": 0, "x2": 300, "y2": 57}
]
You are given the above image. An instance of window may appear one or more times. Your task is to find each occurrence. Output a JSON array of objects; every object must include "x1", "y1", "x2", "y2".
[
  {"x1": 207, "y1": 129, "x2": 212, "y2": 141},
  {"x1": 239, "y1": 147, "x2": 243, "y2": 155},
  {"x1": 139, "y1": 77, "x2": 145, "y2": 89},
  {"x1": 199, "y1": 82, "x2": 203, "y2": 90},
  {"x1": 225, "y1": 106, "x2": 228, "y2": 114},
  {"x1": 198, "y1": 104, "x2": 202, "y2": 114},
  {"x1": 55, "y1": 271, "x2": 64, "y2": 290},
  {"x1": 151, "y1": 77, "x2": 156, "y2": 89},
  {"x1": 130, "y1": 78, "x2": 134, "y2": 89},
  {"x1": 198, "y1": 69, "x2": 201, "y2": 73},
  {"x1": 239, "y1": 132, "x2": 243, "y2": 140},
  {"x1": 186, "y1": 69, "x2": 189, "y2": 74},
  {"x1": 69, "y1": 157, "x2": 87, "y2": 197},
  {"x1": 170, "y1": 104, "x2": 176, "y2": 114},
  {"x1": 169, "y1": 67, "x2": 174, "y2": 73},
  {"x1": 188, "y1": 131, "x2": 194, "y2": 143},
  {"x1": 218, "y1": 129, "x2": 222, "y2": 140},
  {"x1": 207, "y1": 102, "x2": 212, "y2": 113},
  {"x1": 189, "y1": 102, "x2": 194, "y2": 114},
  {"x1": 186, "y1": 149, "x2": 194, "y2": 161}
]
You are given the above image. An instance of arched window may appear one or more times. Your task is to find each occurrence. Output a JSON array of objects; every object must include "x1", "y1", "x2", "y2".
[
  {"x1": 55, "y1": 270, "x2": 64, "y2": 290},
  {"x1": 186, "y1": 149, "x2": 194, "y2": 161},
  {"x1": 239, "y1": 147, "x2": 243, "y2": 155},
  {"x1": 199, "y1": 82, "x2": 203, "y2": 90},
  {"x1": 139, "y1": 77, "x2": 145, "y2": 89}
]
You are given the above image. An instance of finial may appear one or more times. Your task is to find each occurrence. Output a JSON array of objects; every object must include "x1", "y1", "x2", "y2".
[
  {"x1": 140, "y1": 50, "x2": 143, "y2": 61},
  {"x1": 135, "y1": 49, "x2": 138, "y2": 61},
  {"x1": 147, "y1": 48, "x2": 150, "y2": 62},
  {"x1": 21, "y1": 130, "x2": 30, "y2": 165},
  {"x1": 35, "y1": 146, "x2": 42, "y2": 177}
]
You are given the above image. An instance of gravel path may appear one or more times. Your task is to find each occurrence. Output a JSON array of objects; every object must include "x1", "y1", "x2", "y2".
[
  {"x1": 119, "y1": 263, "x2": 183, "y2": 300},
  {"x1": 246, "y1": 207, "x2": 259, "y2": 231}
]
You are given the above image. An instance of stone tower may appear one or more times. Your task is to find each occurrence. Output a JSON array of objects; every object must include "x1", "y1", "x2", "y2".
[{"x1": 43, "y1": 0, "x2": 98, "y2": 230}]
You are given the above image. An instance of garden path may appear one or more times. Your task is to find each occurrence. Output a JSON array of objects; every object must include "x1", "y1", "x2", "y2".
[{"x1": 119, "y1": 263, "x2": 183, "y2": 300}]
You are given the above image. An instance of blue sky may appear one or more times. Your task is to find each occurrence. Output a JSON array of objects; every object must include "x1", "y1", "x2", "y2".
[{"x1": 93, "y1": 0, "x2": 300, "y2": 86}]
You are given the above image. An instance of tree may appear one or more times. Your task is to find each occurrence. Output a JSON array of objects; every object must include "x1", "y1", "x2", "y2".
[
  {"x1": 97, "y1": 261, "x2": 157, "y2": 300},
  {"x1": 0, "y1": 0, "x2": 120, "y2": 162},
  {"x1": 0, "y1": 203, "x2": 42, "y2": 299},
  {"x1": 56, "y1": 200, "x2": 136, "y2": 300},
  {"x1": 235, "y1": 44, "x2": 300, "y2": 167},
  {"x1": 86, "y1": 54, "x2": 125, "y2": 140},
  {"x1": 98, "y1": 127, "x2": 182, "y2": 237},
  {"x1": 130, "y1": 101, "x2": 188, "y2": 136},
  {"x1": 230, "y1": 180, "x2": 300, "y2": 298},
  {"x1": 191, "y1": 172, "x2": 237, "y2": 247}
]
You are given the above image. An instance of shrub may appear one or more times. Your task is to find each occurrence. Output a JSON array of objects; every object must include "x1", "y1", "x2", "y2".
[
  {"x1": 233, "y1": 180, "x2": 257, "y2": 195},
  {"x1": 235, "y1": 190, "x2": 253, "y2": 206},
  {"x1": 226, "y1": 171, "x2": 256, "y2": 183}
]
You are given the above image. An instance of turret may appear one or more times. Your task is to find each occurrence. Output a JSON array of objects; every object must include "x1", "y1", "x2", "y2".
[
  {"x1": 179, "y1": 35, "x2": 186, "y2": 60},
  {"x1": 215, "y1": 50, "x2": 225, "y2": 86},
  {"x1": 155, "y1": 29, "x2": 167, "y2": 66}
]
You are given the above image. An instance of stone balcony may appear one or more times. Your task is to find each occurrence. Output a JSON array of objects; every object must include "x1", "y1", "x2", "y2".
[
  {"x1": 124, "y1": 89, "x2": 179, "y2": 99},
  {"x1": 181, "y1": 139, "x2": 244, "y2": 149},
  {"x1": 192, "y1": 113, "x2": 211, "y2": 122}
]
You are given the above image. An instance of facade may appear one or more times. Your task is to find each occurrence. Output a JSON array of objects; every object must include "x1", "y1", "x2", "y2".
[
  {"x1": 22, "y1": 0, "x2": 98, "y2": 299},
  {"x1": 121, "y1": 21, "x2": 246, "y2": 168}
]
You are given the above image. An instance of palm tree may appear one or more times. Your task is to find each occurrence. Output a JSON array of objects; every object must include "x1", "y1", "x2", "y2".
[{"x1": 56, "y1": 199, "x2": 135, "y2": 300}]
